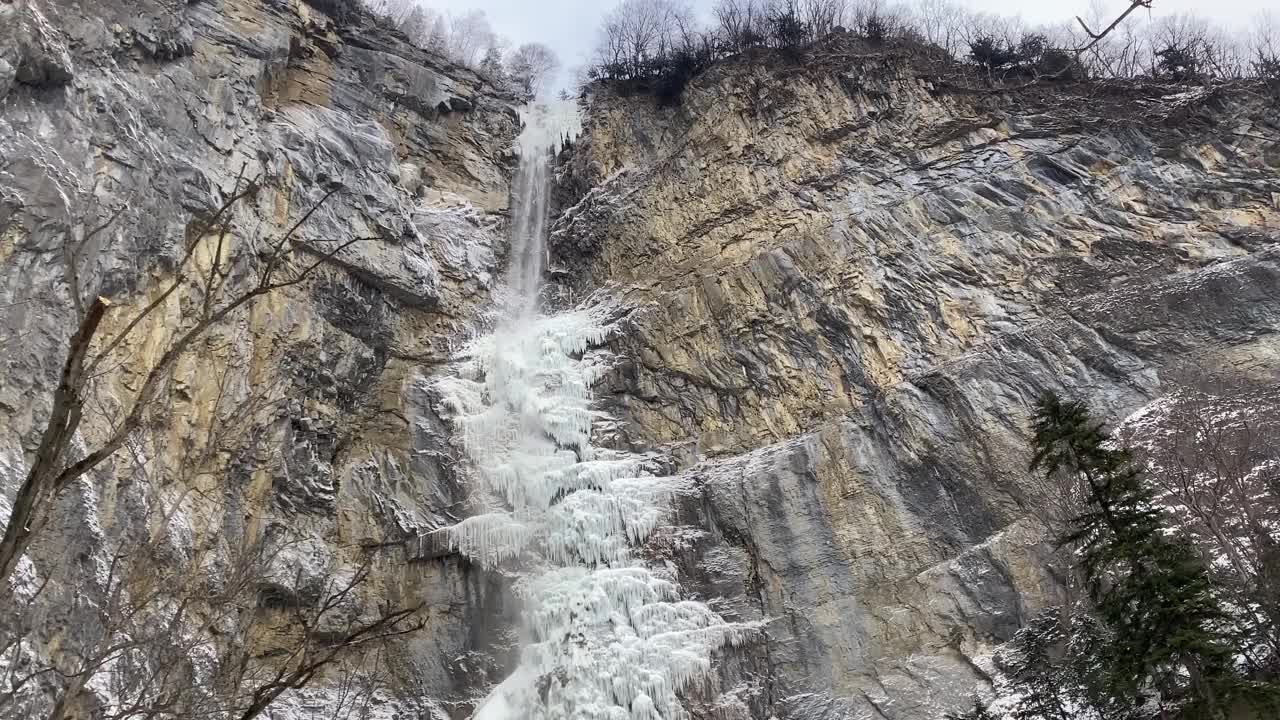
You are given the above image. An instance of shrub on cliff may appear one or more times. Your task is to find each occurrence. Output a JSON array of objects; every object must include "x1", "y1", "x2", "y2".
[
  {"x1": 1155, "y1": 43, "x2": 1202, "y2": 82},
  {"x1": 654, "y1": 36, "x2": 718, "y2": 104},
  {"x1": 968, "y1": 35, "x2": 1020, "y2": 70},
  {"x1": 1255, "y1": 54, "x2": 1280, "y2": 83},
  {"x1": 766, "y1": 5, "x2": 808, "y2": 52},
  {"x1": 1037, "y1": 48, "x2": 1083, "y2": 82},
  {"x1": 859, "y1": 12, "x2": 894, "y2": 45},
  {"x1": 587, "y1": 0, "x2": 717, "y2": 104},
  {"x1": 306, "y1": 0, "x2": 365, "y2": 26},
  {"x1": 1257, "y1": 54, "x2": 1280, "y2": 96},
  {"x1": 945, "y1": 700, "x2": 999, "y2": 720}
]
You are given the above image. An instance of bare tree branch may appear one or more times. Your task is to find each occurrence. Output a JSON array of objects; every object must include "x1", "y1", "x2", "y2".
[{"x1": 0, "y1": 184, "x2": 363, "y2": 592}]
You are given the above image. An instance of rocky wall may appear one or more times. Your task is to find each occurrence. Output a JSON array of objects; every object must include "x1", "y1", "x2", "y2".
[
  {"x1": 0, "y1": 0, "x2": 519, "y2": 715},
  {"x1": 555, "y1": 48, "x2": 1280, "y2": 719}
]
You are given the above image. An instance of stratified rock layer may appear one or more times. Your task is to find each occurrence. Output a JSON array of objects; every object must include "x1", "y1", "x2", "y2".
[
  {"x1": 554, "y1": 51, "x2": 1280, "y2": 718},
  {"x1": 1, "y1": 0, "x2": 518, "y2": 715},
  {"x1": 5, "y1": 2, "x2": 1280, "y2": 716}
]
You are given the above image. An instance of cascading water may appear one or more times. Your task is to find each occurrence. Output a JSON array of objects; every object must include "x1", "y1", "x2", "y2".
[{"x1": 433, "y1": 103, "x2": 753, "y2": 720}]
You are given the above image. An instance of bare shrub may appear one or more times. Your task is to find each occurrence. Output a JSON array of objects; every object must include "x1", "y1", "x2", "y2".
[
  {"x1": 1118, "y1": 374, "x2": 1280, "y2": 668},
  {"x1": 306, "y1": 0, "x2": 366, "y2": 26},
  {"x1": 508, "y1": 42, "x2": 562, "y2": 98}
]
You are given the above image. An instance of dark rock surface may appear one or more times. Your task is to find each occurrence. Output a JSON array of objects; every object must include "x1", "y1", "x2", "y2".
[
  {"x1": 4, "y1": 2, "x2": 1280, "y2": 717},
  {"x1": 0, "y1": 0, "x2": 518, "y2": 715},
  {"x1": 555, "y1": 54, "x2": 1280, "y2": 718}
]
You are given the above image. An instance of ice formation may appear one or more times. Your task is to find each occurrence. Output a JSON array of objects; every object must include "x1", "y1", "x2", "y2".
[{"x1": 433, "y1": 101, "x2": 751, "y2": 720}]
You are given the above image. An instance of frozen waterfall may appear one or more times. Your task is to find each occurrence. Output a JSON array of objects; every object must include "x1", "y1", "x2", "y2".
[{"x1": 432, "y1": 102, "x2": 753, "y2": 720}]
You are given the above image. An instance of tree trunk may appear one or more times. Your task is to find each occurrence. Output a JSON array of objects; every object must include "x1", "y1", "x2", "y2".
[{"x1": 0, "y1": 298, "x2": 109, "y2": 591}]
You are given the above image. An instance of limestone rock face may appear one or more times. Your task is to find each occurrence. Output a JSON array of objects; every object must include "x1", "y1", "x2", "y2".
[
  {"x1": 5, "y1": 2, "x2": 1280, "y2": 716},
  {"x1": 1, "y1": 0, "x2": 517, "y2": 715},
  {"x1": 553, "y1": 54, "x2": 1280, "y2": 718}
]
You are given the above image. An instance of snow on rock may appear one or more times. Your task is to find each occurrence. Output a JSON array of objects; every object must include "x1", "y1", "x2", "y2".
[{"x1": 434, "y1": 103, "x2": 753, "y2": 720}]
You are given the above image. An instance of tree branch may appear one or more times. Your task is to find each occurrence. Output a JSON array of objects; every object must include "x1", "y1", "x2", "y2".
[{"x1": 0, "y1": 297, "x2": 111, "y2": 586}]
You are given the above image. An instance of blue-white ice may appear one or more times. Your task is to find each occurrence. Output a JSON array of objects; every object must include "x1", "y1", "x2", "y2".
[{"x1": 433, "y1": 101, "x2": 752, "y2": 720}]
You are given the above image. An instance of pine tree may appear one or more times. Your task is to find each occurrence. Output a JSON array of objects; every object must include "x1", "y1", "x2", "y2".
[
  {"x1": 1000, "y1": 607, "x2": 1133, "y2": 720},
  {"x1": 479, "y1": 45, "x2": 506, "y2": 85},
  {"x1": 1000, "y1": 608, "x2": 1082, "y2": 720},
  {"x1": 1030, "y1": 392, "x2": 1255, "y2": 718},
  {"x1": 946, "y1": 699, "x2": 999, "y2": 720}
]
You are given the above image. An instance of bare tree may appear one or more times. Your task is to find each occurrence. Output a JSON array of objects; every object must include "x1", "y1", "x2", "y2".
[
  {"x1": 0, "y1": 176, "x2": 369, "y2": 591},
  {"x1": 507, "y1": 42, "x2": 562, "y2": 98},
  {"x1": 1147, "y1": 12, "x2": 1210, "y2": 79},
  {"x1": 362, "y1": 0, "x2": 418, "y2": 26},
  {"x1": 595, "y1": 0, "x2": 694, "y2": 77},
  {"x1": 445, "y1": 10, "x2": 498, "y2": 68},
  {"x1": 1118, "y1": 378, "x2": 1280, "y2": 665},
  {"x1": 1141, "y1": 12, "x2": 1250, "y2": 80},
  {"x1": 714, "y1": 0, "x2": 769, "y2": 52},
  {"x1": 1, "y1": 377, "x2": 422, "y2": 720},
  {"x1": 2, "y1": 521, "x2": 421, "y2": 720},
  {"x1": 1249, "y1": 10, "x2": 1280, "y2": 63},
  {"x1": 801, "y1": 0, "x2": 847, "y2": 41},
  {"x1": 1063, "y1": 1, "x2": 1147, "y2": 79},
  {"x1": 214, "y1": 548, "x2": 423, "y2": 720},
  {"x1": 398, "y1": 6, "x2": 435, "y2": 45},
  {"x1": 422, "y1": 11, "x2": 448, "y2": 55},
  {"x1": 905, "y1": 0, "x2": 972, "y2": 57},
  {"x1": 321, "y1": 650, "x2": 394, "y2": 720},
  {"x1": 0, "y1": 159, "x2": 442, "y2": 719},
  {"x1": 363, "y1": 2, "x2": 512, "y2": 72},
  {"x1": 1248, "y1": 11, "x2": 1280, "y2": 80},
  {"x1": 603, "y1": 0, "x2": 1273, "y2": 89},
  {"x1": 0, "y1": 347, "x2": 287, "y2": 718}
]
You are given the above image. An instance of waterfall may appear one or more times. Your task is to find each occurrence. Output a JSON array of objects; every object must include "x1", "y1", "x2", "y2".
[
  {"x1": 502, "y1": 105, "x2": 559, "y2": 312},
  {"x1": 432, "y1": 102, "x2": 753, "y2": 720}
]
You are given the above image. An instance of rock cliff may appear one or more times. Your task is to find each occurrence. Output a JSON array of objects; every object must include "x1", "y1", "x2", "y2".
[
  {"x1": 3, "y1": 2, "x2": 1280, "y2": 718},
  {"x1": 2, "y1": 0, "x2": 519, "y2": 715},
  {"x1": 552, "y1": 48, "x2": 1280, "y2": 719}
]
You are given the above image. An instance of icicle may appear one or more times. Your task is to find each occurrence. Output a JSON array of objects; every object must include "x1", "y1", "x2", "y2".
[{"x1": 430, "y1": 100, "x2": 754, "y2": 720}]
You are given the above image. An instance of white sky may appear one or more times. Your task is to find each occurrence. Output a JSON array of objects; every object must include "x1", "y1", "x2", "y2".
[{"x1": 431, "y1": 0, "x2": 1273, "y2": 92}]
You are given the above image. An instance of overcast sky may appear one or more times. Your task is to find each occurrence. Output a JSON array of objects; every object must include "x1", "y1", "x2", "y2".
[{"x1": 433, "y1": 0, "x2": 1273, "y2": 92}]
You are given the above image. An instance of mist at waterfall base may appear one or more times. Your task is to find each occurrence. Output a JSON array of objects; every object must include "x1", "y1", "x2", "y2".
[{"x1": 431, "y1": 103, "x2": 754, "y2": 719}]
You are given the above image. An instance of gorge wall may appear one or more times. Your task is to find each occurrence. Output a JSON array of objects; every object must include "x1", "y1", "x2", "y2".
[
  {"x1": 2, "y1": 1, "x2": 1279, "y2": 718},
  {"x1": 2, "y1": 0, "x2": 521, "y2": 716},
  {"x1": 552, "y1": 48, "x2": 1280, "y2": 719}
]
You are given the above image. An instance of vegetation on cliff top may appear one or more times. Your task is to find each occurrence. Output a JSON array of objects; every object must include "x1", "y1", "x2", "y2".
[
  {"x1": 582, "y1": 0, "x2": 1280, "y2": 104},
  {"x1": 307, "y1": 0, "x2": 562, "y2": 99}
]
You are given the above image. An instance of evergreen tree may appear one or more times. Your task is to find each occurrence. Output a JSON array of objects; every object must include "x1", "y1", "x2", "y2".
[
  {"x1": 1000, "y1": 607, "x2": 1133, "y2": 720},
  {"x1": 400, "y1": 7, "x2": 430, "y2": 45},
  {"x1": 1000, "y1": 608, "x2": 1082, "y2": 720},
  {"x1": 1030, "y1": 392, "x2": 1260, "y2": 718},
  {"x1": 946, "y1": 699, "x2": 999, "y2": 720},
  {"x1": 479, "y1": 45, "x2": 506, "y2": 85}
]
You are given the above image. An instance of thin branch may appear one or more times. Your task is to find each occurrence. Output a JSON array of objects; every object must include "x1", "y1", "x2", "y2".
[
  {"x1": 53, "y1": 233, "x2": 368, "y2": 493},
  {"x1": 88, "y1": 181, "x2": 260, "y2": 376},
  {"x1": 1074, "y1": 2, "x2": 1153, "y2": 55},
  {"x1": 201, "y1": 165, "x2": 248, "y2": 320},
  {"x1": 261, "y1": 187, "x2": 341, "y2": 282},
  {"x1": 62, "y1": 203, "x2": 130, "y2": 320},
  {"x1": 0, "y1": 296, "x2": 111, "y2": 585}
]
